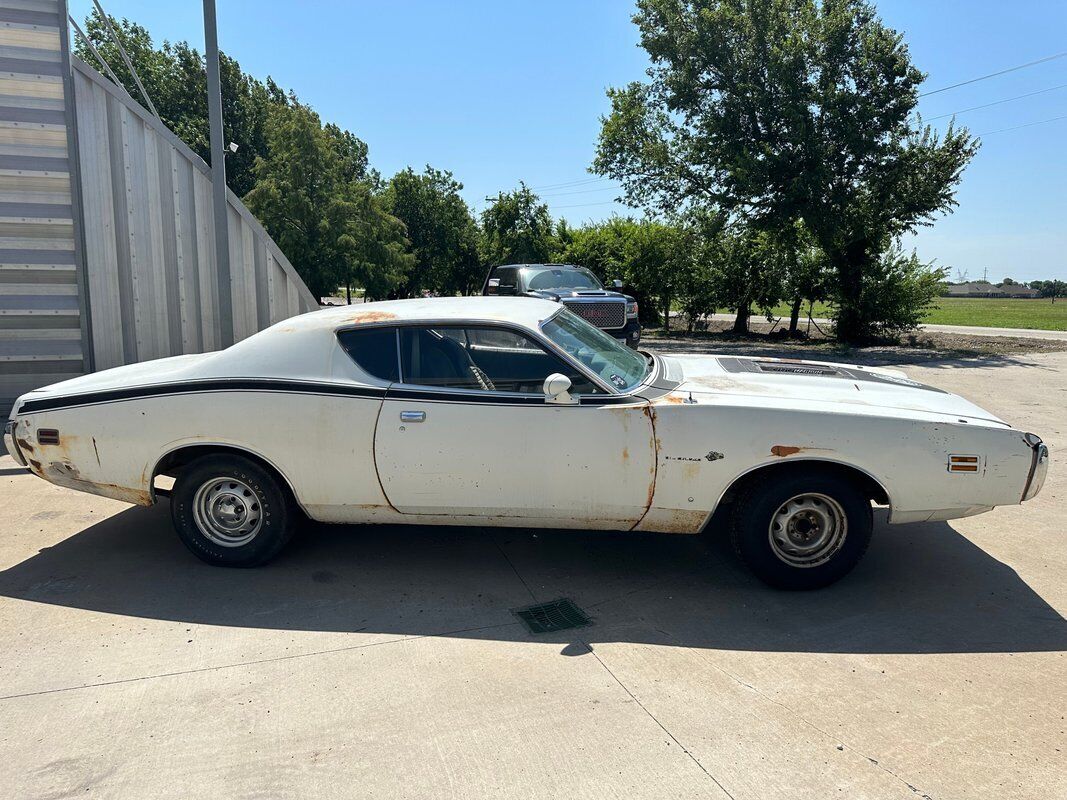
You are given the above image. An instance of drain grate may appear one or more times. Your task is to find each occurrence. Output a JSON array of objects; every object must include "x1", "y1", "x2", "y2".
[{"x1": 513, "y1": 598, "x2": 592, "y2": 634}]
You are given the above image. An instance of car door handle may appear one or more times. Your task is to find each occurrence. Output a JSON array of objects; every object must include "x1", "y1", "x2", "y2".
[{"x1": 400, "y1": 410, "x2": 426, "y2": 423}]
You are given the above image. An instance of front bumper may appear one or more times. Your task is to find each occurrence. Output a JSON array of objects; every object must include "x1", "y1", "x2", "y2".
[
  {"x1": 3, "y1": 420, "x2": 28, "y2": 467},
  {"x1": 613, "y1": 319, "x2": 642, "y2": 348},
  {"x1": 1022, "y1": 433, "x2": 1049, "y2": 501}
]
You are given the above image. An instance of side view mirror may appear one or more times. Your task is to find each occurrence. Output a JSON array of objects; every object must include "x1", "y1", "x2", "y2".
[
  {"x1": 611, "y1": 279, "x2": 624, "y2": 289},
  {"x1": 543, "y1": 373, "x2": 577, "y2": 405},
  {"x1": 486, "y1": 278, "x2": 500, "y2": 294}
]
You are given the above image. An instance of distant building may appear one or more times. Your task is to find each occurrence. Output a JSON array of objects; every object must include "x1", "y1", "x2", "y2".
[{"x1": 944, "y1": 282, "x2": 1040, "y2": 299}]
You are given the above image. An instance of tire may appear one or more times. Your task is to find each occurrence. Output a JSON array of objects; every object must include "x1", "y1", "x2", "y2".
[
  {"x1": 170, "y1": 454, "x2": 295, "y2": 567},
  {"x1": 730, "y1": 469, "x2": 873, "y2": 590}
]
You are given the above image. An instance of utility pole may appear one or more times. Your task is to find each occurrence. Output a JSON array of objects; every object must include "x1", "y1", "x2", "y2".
[{"x1": 203, "y1": 0, "x2": 233, "y2": 346}]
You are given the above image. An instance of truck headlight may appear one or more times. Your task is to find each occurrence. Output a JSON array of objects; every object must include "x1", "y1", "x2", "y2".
[{"x1": 626, "y1": 301, "x2": 638, "y2": 318}]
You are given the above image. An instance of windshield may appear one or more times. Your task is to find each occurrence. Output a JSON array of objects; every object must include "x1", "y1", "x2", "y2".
[
  {"x1": 542, "y1": 308, "x2": 650, "y2": 392},
  {"x1": 522, "y1": 267, "x2": 602, "y2": 291}
]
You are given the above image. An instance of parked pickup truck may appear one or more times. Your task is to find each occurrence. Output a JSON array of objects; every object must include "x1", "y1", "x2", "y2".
[{"x1": 482, "y1": 263, "x2": 641, "y2": 347}]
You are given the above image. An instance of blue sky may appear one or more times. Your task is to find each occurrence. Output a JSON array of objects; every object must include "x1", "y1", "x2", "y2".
[{"x1": 70, "y1": 1, "x2": 1067, "y2": 282}]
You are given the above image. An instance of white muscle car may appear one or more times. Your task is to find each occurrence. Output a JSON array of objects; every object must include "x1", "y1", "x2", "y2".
[{"x1": 4, "y1": 297, "x2": 1048, "y2": 589}]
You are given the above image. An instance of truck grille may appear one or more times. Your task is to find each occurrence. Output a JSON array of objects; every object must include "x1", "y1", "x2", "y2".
[{"x1": 562, "y1": 300, "x2": 625, "y2": 330}]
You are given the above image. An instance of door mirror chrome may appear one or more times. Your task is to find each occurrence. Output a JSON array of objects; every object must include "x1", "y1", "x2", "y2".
[
  {"x1": 543, "y1": 373, "x2": 577, "y2": 405},
  {"x1": 486, "y1": 278, "x2": 500, "y2": 294},
  {"x1": 611, "y1": 279, "x2": 624, "y2": 288}
]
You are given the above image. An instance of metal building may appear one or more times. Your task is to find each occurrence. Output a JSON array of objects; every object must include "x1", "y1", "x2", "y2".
[{"x1": 0, "y1": 1, "x2": 317, "y2": 413}]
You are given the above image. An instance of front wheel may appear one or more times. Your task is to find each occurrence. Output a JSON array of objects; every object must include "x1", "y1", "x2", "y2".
[
  {"x1": 730, "y1": 470, "x2": 873, "y2": 589},
  {"x1": 170, "y1": 454, "x2": 295, "y2": 567}
]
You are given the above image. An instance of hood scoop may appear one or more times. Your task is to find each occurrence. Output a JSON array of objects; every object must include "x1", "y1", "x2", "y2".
[
  {"x1": 716, "y1": 356, "x2": 945, "y2": 393},
  {"x1": 753, "y1": 362, "x2": 842, "y2": 377}
]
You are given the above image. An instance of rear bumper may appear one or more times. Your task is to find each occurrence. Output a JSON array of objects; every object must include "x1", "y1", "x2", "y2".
[{"x1": 3, "y1": 420, "x2": 28, "y2": 467}]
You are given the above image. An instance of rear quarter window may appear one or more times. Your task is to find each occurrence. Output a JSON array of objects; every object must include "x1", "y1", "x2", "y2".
[{"x1": 337, "y1": 327, "x2": 399, "y2": 382}]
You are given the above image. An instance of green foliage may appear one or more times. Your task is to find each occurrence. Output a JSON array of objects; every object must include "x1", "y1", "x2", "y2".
[
  {"x1": 383, "y1": 167, "x2": 481, "y2": 296},
  {"x1": 701, "y1": 220, "x2": 787, "y2": 333},
  {"x1": 1030, "y1": 280, "x2": 1067, "y2": 301},
  {"x1": 553, "y1": 216, "x2": 697, "y2": 327},
  {"x1": 594, "y1": 0, "x2": 979, "y2": 341},
  {"x1": 555, "y1": 216, "x2": 634, "y2": 284},
  {"x1": 244, "y1": 103, "x2": 411, "y2": 300},
  {"x1": 829, "y1": 245, "x2": 946, "y2": 340},
  {"x1": 73, "y1": 9, "x2": 304, "y2": 197},
  {"x1": 480, "y1": 184, "x2": 555, "y2": 266}
]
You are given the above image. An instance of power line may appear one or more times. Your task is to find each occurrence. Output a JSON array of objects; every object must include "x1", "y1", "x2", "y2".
[
  {"x1": 550, "y1": 199, "x2": 622, "y2": 210},
  {"x1": 976, "y1": 113, "x2": 1067, "y2": 136},
  {"x1": 526, "y1": 176, "x2": 610, "y2": 191},
  {"x1": 926, "y1": 82, "x2": 1067, "y2": 121},
  {"x1": 538, "y1": 184, "x2": 620, "y2": 198},
  {"x1": 919, "y1": 50, "x2": 1067, "y2": 97}
]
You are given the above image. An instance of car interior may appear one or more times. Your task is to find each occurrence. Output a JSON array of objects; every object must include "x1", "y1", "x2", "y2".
[{"x1": 338, "y1": 325, "x2": 599, "y2": 394}]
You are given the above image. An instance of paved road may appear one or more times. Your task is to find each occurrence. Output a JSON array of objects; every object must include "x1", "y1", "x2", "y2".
[
  {"x1": 704, "y1": 312, "x2": 1067, "y2": 340},
  {"x1": 0, "y1": 351, "x2": 1064, "y2": 799}
]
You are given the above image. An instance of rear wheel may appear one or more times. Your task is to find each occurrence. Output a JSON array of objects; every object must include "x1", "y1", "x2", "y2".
[
  {"x1": 730, "y1": 470, "x2": 873, "y2": 589},
  {"x1": 170, "y1": 454, "x2": 294, "y2": 567}
]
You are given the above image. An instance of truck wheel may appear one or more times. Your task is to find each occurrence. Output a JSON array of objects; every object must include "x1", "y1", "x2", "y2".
[
  {"x1": 170, "y1": 454, "x2": 295, "y2": 567},
  {"x1": 730, "y1": 470, "x2": 873, "y2": 589}
]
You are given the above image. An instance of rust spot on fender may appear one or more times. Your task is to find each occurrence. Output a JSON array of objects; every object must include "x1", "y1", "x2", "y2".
[
  {"x1": 347, "y1": 310, "x2": 397, "y2": 324},
  {"x1": 621, "y1": 446, "x2": 629, "y2": 462},
  {"x1": 770, "y1": 445, "x2": 833, "y2": 457},
  {"x1": 658, "y1": 394, "x2": 686, "y2": 405},
  {"x1": 654, "y1": 509, "x2": 708, "y2": 534}
]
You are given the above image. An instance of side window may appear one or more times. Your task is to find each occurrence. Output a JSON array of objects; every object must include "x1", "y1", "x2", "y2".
[
  {"x1": 493, "y1": 267, "x2": 517, "y2": 296},
  {"x1": 337, "y1": 327, "x2": 399, "y2": 382},
  {"x1": 399, "y1": 326, "x2": 599, "y2": 394}
]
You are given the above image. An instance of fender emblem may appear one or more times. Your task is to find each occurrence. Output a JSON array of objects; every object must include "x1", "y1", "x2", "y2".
[{"x1": 705, "y1": 451, "x2": 724, "y2": 462}]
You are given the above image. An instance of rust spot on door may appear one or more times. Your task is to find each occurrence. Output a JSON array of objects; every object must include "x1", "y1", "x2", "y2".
[{"x1": 771, "y1": 445, "x2": 803, "y2": 457}]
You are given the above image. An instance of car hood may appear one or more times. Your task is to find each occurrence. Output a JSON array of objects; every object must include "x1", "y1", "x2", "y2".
[
  {"x1": 661, "y1": 354, "x2": 1007, "y2": 426},
  {"x1": 527, "y1": 289, "x2": 631, "y2": 301}
]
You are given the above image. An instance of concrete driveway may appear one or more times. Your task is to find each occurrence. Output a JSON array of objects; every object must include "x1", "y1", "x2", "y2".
[{"x1": 1, "y1": 350, "x2": 1064, "y2": 799}]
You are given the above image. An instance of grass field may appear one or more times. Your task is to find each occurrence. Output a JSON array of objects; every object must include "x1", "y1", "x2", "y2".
[{"x1": 768, "y1": 297, "x2": 1067, "y2": 331}]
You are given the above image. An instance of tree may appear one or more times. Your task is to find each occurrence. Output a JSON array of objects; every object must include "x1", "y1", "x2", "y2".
[
  {"x1": 627, "y1": 219, "x2": 696, "y2": 332},
  {"x1": 383, "y1": 166, "x2": 481, "y2": 297},
  {"x1": 245, "y1": 102, "x2": 411, "y2": 300},
  {"x1": 1033, "y1": 279, "x2": 1066, "y2": 303},
  {"x1": 702, "y1": 220, "x2": 786, "y2": 334},
  {"x1": 594, "y1": 0, "x2": 978, "y2": 341},
  {"x1": 555, "y1": 216, "x2": 634, "y2": 284},
  {"x1": 480, "y1": 184, "x2": 555, "y2": 266},
  {"x1": 782, "y1": 224, "x2": 832, "y2": 335},
  {"x1": 835, "y1": 244, "x2": 946, "y2": 338}
]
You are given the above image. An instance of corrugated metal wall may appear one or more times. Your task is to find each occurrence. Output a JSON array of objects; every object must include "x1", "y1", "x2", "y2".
[
  {"x1": 0, "y1": 0, "x2": 319, "y2": 411},
  {"x1": 71, "y1": 58, "x2": 318, "y2": 370},
  {"x1": 0, "y1": 0, "x2": 87, "y2": 409}
]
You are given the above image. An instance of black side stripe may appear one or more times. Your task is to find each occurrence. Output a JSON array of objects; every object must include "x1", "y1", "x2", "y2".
[
  {"x1": 17, "y1": 379, "x2": 644, "y2": 414},
  {"x1": 17, "y1": 379, "x2": 386, "y2": 414}
]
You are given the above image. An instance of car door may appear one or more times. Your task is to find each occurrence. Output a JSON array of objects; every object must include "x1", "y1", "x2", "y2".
[{"x1": 373, "y1": 324, "x2": 655, "y2": 528}]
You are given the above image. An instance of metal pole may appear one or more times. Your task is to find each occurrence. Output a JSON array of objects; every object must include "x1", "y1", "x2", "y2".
[
  {"x1": 203, "y1": 0, "x2": 233, "y2": 346},
  {"x1": 91, "y1": 0, "x2": 159, "y2": 118}
]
